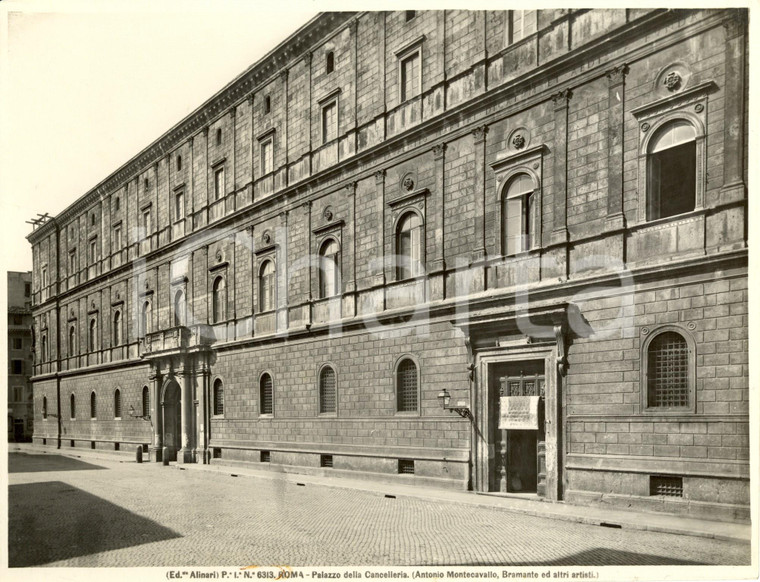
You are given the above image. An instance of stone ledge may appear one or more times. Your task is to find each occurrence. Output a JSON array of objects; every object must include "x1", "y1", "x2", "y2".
[{"x1": 566, "y1": 453, "x2": 749, "y2": 479}]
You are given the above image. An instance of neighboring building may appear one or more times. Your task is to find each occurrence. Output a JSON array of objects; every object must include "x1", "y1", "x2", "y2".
[
  {"x1": 8, "y1": 271, "x2": 34, "y2": 442},
  {"x1": 27, "y1": 10, "x2": 748, "y2": 521}
]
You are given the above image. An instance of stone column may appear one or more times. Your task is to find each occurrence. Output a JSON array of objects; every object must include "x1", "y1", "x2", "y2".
[
  {"x1": 721, "y1": 11, "x2": 747, "y2": 201},
  {"x1": 150, "y1": 370, "x2": 163, "y2": 462},
  {"x1": 178, "y1": 369, "x2": 194, "y2": 464},
  {"x1": 605, "y1": 65, "x2": 628, "y2": 231},
  {"x1": 550, "y1": 89, "x2": 572, "y2": 244}
]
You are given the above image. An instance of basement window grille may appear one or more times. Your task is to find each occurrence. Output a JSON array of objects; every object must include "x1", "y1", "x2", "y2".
[
  {"x1": 114, "y1": 442, "x2": 120, "y2": 451},
  {"x1": 91, "y1": 442, "x2": 96, "y2": 449},
  {"x1": 70, "y1": 440, "x2": 75, "y2": 447},
  {"x1": 398, "y1": 459, "x2": 415, "y2": 474},
  {"x1": 650, "y1": 475, "x2": 683, "y2": 497},
  {"x1": 320, "y1": 454, "x2": 333, "y2": 468},
  {"x1": 261, "y1": 450, "x2": 271, "y2": 463},
  {"x1": 213, "y1": 448, "x2": 222, "y2": 459}
]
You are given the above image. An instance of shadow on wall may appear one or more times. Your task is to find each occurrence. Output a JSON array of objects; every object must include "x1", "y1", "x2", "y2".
[
  {"x1": 9, "y1": 480, "x2": 182, "y2": 567},
  {"x1": 8, "y1": 452, "x2": 108, "y2": 473}
]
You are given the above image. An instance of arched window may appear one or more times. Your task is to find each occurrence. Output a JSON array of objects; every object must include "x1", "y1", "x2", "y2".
[
  {"x1": 260, "y1": 373, "x2": 274, "y2": 415},
  {"x1": 396, "y1": 212, "x2": 423, "y2": 280},
  {"x1": 113, "y1": 310, "x2": 121, "y2": 346},
  {"x1": 645, "y1": 330, "x2": 693, "y2": 410},
  {"x1": 69, "y1": 326, "x2": 76, "y2": 357},
  {"x1": 174, "y1": 289, "x2": 186, "y2": 327},
  {"x1": 326, "y1": 51, "x2": 335, "y2": 74},
  {"x1": 396, "y1": 357, "x2": 419, "y2": 413},
  {"x1": 43, "y1": 396, "x2": 48, "y2": 419},
  {"x1": 647, "y1": 120, "x2": 696, "y2": 221},
  {"x1": 142, "y1": 386, "x2": 150, "y2": 417},
  {"x1": 114, "y1": 389, "x2": 122, "y2": 419},
  {"x1": 89, "y1": 319, "x2": 97, "y2": 352},
  {"x1": 319, "y1": 239, "x2": 341, "y2": 298},
  {"x1": 142, "y1": 301, "x2": 152, "y2": 336},
  {"x1": 213, "y1": 379, "x2": 224, "y2": 416},
  {"x1": 70, "y1": 393, "x2": 76, "y2": 419},
  {"x1": 502, "y1": 173, "x2": 536, "y2": 256},
  {"x1": 212, "y1": 277, "x2": 226, "y2": 323},
  {"x1": 319, "y1": 366, "x2": 337, "y2": 414},
  {"x1": 90, "y1": 392, "x2": 97, "y2": 419},
  {"x1": 259, "y1": 261, "x2": 275, "y2": 312}
]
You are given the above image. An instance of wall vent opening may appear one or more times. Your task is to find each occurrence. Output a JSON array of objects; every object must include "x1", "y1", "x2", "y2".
[
  {"x1": 91, "y1": 441, "x2": 96, "y2": 449},
  {"x1": 114, "y1": 442, "x2": 120, "y2": 451},
  {"x1": 320, "y1": 454, "x2": 333, "y2": 468},
  {"x1": 70, "y1": 440, "x2": 75, "y2": 447},
  {"x1": 398, "y1": 459, "x2": 415, "y2": 474},
  {"x1": 213, "y1": 447, "x2": 222, "y2": 459},
  {"x1": 261, "y1": 450, "x2": 271, "y2": 463},
  {"x1": 650, "y1": 475, "x2": 683, "y2": 497}
]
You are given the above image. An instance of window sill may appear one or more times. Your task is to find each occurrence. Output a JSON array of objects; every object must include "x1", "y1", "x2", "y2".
[
  {"x1": 258, "y1": 413, "x2": 274, "y2": 419},
  {"x1": 642, "y1": 407, "x2": 694, "y2": 415},
  {"x1": 629, "y1": 208, "x2": 704, "y2": 231},
  {"x1": 318, "y1": 412, "x2": 337, "y2": 418},
  {"x1": 395, "y1": 410, "x2": 420, "y2": 417}
]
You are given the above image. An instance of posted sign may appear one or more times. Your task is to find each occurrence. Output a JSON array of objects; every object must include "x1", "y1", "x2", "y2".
[{"x1": 499, "y1": 396, "x2": 540, "y2": 430}]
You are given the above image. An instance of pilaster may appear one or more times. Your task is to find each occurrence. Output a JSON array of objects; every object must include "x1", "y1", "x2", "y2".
[{"x1": 550, "y1": 89, "x2": 572, "y2": 244}]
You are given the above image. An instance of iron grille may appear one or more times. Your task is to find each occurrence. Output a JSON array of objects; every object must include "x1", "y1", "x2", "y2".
[
  {"x1": 648, "y1": 332, "x2": 689, "y2": 408},
  {"x1": 320, "y1": 454, "x2": 333, "y2": 468},
  {"x1": 213, "y1": 448, "x2": 222, "y2": 459},
  {"x1": 501, "y1": 373, "x2": 545, "y2": 397},
  {"x1": 261, "y1": 450, "x2": 271, "y2": 463},
  {"x1": 397, "y1": 359, "x2": 418, "y2": 412},
  {"x1": 214, "y1": 381, "x2": 224, "y2": 416},
  {"x1": 650, "y1": 475, "x2": 683, "y2": 497},
  {"x1": 142, "y1": 386, "x2": 150, "y2": 417},
  {"x1": 114, "y1": 390, "x2": 122, "y2": 418},
  {"x1": 398, "y1": 459, "x2": 415, "y2": 474},
  {"x1": 261, "y1": 375, "x2": 273, "y2": 414},
  {"x1": 320, "y1": 367, "x2": 337, "y2": 413}
]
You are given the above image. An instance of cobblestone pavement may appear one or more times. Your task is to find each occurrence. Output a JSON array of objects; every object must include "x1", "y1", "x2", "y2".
[{"x1": 8, "y1": 452, "x2": 751, "y2": 568}]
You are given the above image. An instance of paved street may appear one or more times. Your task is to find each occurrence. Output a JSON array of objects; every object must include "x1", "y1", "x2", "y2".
[{"x1": 8, "y1": 451, "x2": 751, "y2": 568}]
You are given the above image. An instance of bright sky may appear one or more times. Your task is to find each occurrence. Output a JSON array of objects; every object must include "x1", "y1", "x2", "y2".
[{"x1": 0, "y1": 0, "x2": 320, "y2": 272}]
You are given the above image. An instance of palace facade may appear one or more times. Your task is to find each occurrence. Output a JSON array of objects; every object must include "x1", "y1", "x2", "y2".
[{"x1": 28, "y1": 9, "x2": 749, "y2": 521}]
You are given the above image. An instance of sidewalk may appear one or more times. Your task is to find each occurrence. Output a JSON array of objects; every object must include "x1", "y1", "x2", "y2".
[{"x1": 10, "y1": 442, "x2": 751, "y2": 544}]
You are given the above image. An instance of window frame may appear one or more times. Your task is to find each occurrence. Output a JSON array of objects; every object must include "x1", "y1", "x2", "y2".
[
  {"x1": 394, "y1": 355, "x2": 421, "y2": 415},
  {"x1": 258, "y1": 259, "x2": 276, "y2": 313},
  {"x1": 501, "y1": 172, "x2": 538, "y2": 256},
  {"x1": 114, "y1": 388, "x2": 122, "y2": 420},
  {"x1": 112, "y1": 223, "x2": 122, "y2": 252},
  {"x1": 259, "y1": 371, "x2": 275, "y2": 416},
  {"x1": 260, "y1": 136, "x2": 274, "y2": 175},
  {"x1": 43, "y1": 396, "x2": 48, "y2": 420},
  {"x1": 318, "y1": 237, "x2": 341, "y2": 299},
  {"x1": 89, "y1": 318, "x2": 98, "y2": 352},
  {"x1": 89, "y1": 237, "x2": 98, "y2": 265},
  {"x1": 70, "y1": 393, "x2": 76, "y2": 420},
  {"x1": 393, "y1": 209, "x2": 425, "y2": 281},
  {"x1": 142, "y1": 385, "x2": 150, "y2": 417},
  {"x1": 174, "y1": 189, "x2": 185, "y2": 222},
  {"x1": 212, "y1": 377, "x2": 225, "y2": 417},
  {"x1": 318, "y1": 363, "x2": 338, "y2": 416},
  {"x1": 212, "y1": 275, "x2": 227, "y2": 323},
  {"x1": 321, "y1": 98, "x2": 338, "y2": 144},
  {"x1": 398, "y1": 46, "x2": 422, "y2": 103},
  {"x1": 641, "y1": 325, "x2": 696, "y2": 414},
  {"x1": 112, "y1": 309, "x2": 122, "y2": 346},
  {"x1": 90, "y1": 391, "x2": 97, "y2": 419}
]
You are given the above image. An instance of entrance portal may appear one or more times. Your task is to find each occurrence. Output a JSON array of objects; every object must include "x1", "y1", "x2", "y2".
[
  {"x1": 490, "y1": 360, "x2": 545, "y2": 494},
  {"x1": 162, "y1": 381, "x2": 181, "y2": 462}
]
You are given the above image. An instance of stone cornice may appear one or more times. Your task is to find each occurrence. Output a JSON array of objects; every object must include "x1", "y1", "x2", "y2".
[{"x1": 28, "y1": 11, "x2": 356, "y2": 244}]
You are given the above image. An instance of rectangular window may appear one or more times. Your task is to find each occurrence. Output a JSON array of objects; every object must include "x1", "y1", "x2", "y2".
[
  {"x1": 650, "y1": 475, "x2": 683, "y2": 497},
  {"x1": 260, "y1": 450, "x2": 271, "y2": 463},
  {"x1": 112, "y1": 224, "x2": 122, "y2": 251},
  {"x1": 175, "y1": 191, "x2": 185, "y2": 221},
  {"x1": 322, "y1": 100, "x2": 338, "y2": 143},
  {"x1": 11, "y1": 360, "x2": 23, "y2": 374},
  {"x1": 41, "y1": 268, "x2": 47, "y2": 288},
  {"x1": 89, "y1": 238, "x2": 98, "y2": 264},
  {"x1": 13, "y1": 386, "x2": 23, "y2": 402},
  {"x1": 400, "y1": 51, "x2": 420, "y2": 102},
  {"x1": 507, "y1": 10, "x2": 537, "y2": 45},
  {"x1": 320, "y1": 454, "x2": 333, "y2": 468},
  {"x1": 24, "y1": 283, "x2": 30, "y2": 297},
  {"x1": 261, "y1": 138, "x2": 273, "y2": 175},
  {"x1": 12, "y1": 315, "x2": 22, "y2": 325},
  {"x1": 398, "y1": 459, "x2": 415, "y2": 474},
  {"x1": 69, "y1": 249, "x2": 77, "y2": 273},
  {"x1": 142, "y1": 209, "x2": 151, "y2": 238},
  {"x1": 214, "y1": 167, "x2": 225, "y2": 200},
  {"x1": 13, "y1": 338, "x2": 22, "y2": 350}
]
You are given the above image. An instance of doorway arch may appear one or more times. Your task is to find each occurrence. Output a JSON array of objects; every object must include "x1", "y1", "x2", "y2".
[{"x1": 162, "y1": 379, "x2": 181, "y2": 462}]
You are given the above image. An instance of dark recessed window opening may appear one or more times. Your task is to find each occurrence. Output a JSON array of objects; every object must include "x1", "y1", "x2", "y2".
[
  {"x1": 647, "y1": 331, "x2": 689, "y2": 408},
  {"x1": 650, "y1": 475, "x2": 683, "y2": 497},
  {"x1": 143, "y1": 444, "x2": 148, "y2": 453},
  {"x1": 90, "y1": 213, "x2": 95, "y2": 226},
  {"x1": 216, "y1": 128, "x2": 222, "y2": 146},
  {"x1": 398, "y1": 459, "x2": 415, "y2": 474},
  {"x1": 177, "y1": 155, "x2": 182, "y2": 171},
  {"x1": 326, "y1": 51, "x2": 334, "y2": 74},
  {"x1": 91, "y1": 441, "x2": 96, "y2": 449},
  {"x1": 144, "y1": 177, "x2": 149, "y2": 190},
  {"x1": 213, "y1": 447, "x2": 222, "y2": 459},
  {"x1": 265, "y1": 95, "x2": 271, "y2": 114},
  {"x1": 42, "y1": 438, "x2": 47, "y2": 445},
  {"x1": 114, "y1": 442, "x2": 120, "y2": 451},
  {"x1": 70, "y1": 440, "x2": 75, "y2": 447},
  {"x1": 647, "y1": 121, "x2": 696, "y2": 221},
  {"x1": 261, "y1": 450, "x2": 271, "y2": 463},
  {"x1": 114, "y1": 197, "x2": 120, "y2": 211},
  {"x1": 396, "y1": 358, "x2": 419, "y2": 412},
  {"x1": 405, "y1": 10, "x2": 416, "y2": 22},
  {"x1": 213, "y1": 379, "x2": 224, "y2": 416},
  {"x1": 320, "y1": 454, "x2": 333, "y2": 468},
  {"x1": 260, "y1": 373, "x2": 274, "y2": 415}
]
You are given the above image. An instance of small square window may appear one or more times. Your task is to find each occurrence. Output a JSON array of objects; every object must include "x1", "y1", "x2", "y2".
[
  {"x1": 213, "y1": 448, "x2": 222, "y2": 459},
  {"x1": 261, "y1": 450, "x2": 271, "y2": 463},
  {"x1": 650, "y1": 475, "x2": 683, "y2": 497},
  {"x1": 405, "y1": 10, "x2": 416, "y2": 22},
  {"x1": 320, "y1": 454, "x2": 333, "y2": 468},
  {"x1": 398, "y1": 459, "x2": 415, "y2": 474}
]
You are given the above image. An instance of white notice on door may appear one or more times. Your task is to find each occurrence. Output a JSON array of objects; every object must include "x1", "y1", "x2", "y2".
[{"x1": 499, "y1": 396, "x2": 539, "y2": 430}]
